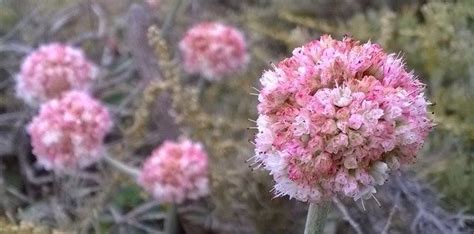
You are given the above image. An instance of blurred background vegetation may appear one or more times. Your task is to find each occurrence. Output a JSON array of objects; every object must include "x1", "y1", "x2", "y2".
[{"x1": 0, "y1": 0, "x2": 473, "y2": 233}]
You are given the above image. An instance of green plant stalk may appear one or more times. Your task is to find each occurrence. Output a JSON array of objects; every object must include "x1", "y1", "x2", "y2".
[
  {"x1": 304, "y1": 202, "x2": 331, "y2": 234},
  {"x1": 161, "y1": 0, "x2": 184, "y2": 37},
  {"x1": 103, "y1": 154, "x2": 140, "y2": 179},
  {"x1": 165, "y1": 204, "x2": 178, "y2": 234}
]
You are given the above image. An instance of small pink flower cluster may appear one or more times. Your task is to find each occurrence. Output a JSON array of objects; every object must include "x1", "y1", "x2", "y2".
[
  {"x1": 253, "y1": 35, "x2": 433, "y2": 202},
  {"x1": 28, "y1": 91, "x2": 112, "y2": 172},
  {"x1": 179, "y1": 22, "x2": 248, "y2": 80},
  {"x1": 138, "y1": 139, "x2": 209, "y2": 204},
  {"x1": 16, "y1": 43, "x2": 96, "y2": 105}
]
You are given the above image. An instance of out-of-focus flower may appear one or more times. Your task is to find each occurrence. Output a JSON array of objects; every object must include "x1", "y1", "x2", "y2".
[
  {"x1": 252, "y1": 35, "x2": 433, "y2": 203},
  {"x1": 28, "y1": 91, "x2": 112, "y2": 172},
  {"x1": 16, "y1": 43, "x2": 97, "y2": 105},
  {"x1": 138, "y1": 139, "x2": 209, "y2": 204},
  {"x1": 179, "y1": 22, "x2": 249, "y2": 81},
  {"x1": 146, "y1": 0, "x2": 160, "y2": 8}
]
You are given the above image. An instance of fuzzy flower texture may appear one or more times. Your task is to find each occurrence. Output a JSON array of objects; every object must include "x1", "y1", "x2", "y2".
[
  {"x1": 138, "y1": 139, "x2": 209, "y2": 204},
  {"x1": 179, "y1": 22, "x2": 248, "y2": 81},
  {"x1": 28, "y1": 91, "x2": 112, "y2": 172},
  {"x1": 16, "y1": 43, "x2": 96, "y2": 104},
  {"x1": 253, "y1": 35, "x2": 433, "y2": 203}
]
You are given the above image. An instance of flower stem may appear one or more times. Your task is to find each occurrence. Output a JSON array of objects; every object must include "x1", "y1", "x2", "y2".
[
  {"x1": 304, "y1": 202, "x2": 331, "y2": 234},
  {"x1": 165, "y1": 204, "x2": 178, "y2": 234},
  {"x1": 161, "y1": 0, "x2": 184, "y2": 37},
  {"x1": 103, "y1": 154, "x2": 140, "y2": 179}
]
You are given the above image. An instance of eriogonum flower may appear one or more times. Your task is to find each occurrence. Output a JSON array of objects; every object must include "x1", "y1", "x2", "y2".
[
  {"x1": 179, "y1": 22, "x2": 249, "y2": 80},
  {"x1": 16, "y1": 43, "x2": 97, "y2": 105},
  {"x1": 28, "y1": 91, "x2": 112, "y2": 172},
  {"x1": 252, "y1": 35, "x2": 433, "y2": 203},
  {"x1": 138, "y1": 139, "x2": 209, "y2": 204}
]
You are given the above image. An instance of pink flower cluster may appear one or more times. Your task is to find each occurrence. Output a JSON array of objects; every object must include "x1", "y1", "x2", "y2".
[
  {"x1": 179, "y1": 22, "x2": 249, "y2": 80},
  {"x1": 253, "y1": 35, "x2": 433, "y2": 203},
  {"x1": 138, "y1": 139, "x2": 209, "y2": 204},
  {"x1": 16, "y1": 43, "x2": 96, "y2": 105},
  {"x1": 28, "y1": 91, "x2": 112, "y2": 172}
]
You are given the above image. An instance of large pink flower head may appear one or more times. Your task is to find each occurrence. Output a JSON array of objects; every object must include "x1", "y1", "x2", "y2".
[
  {"x1": 138, "y1": 139, "x2": 209, "y2": 204},
  {"x1": 179, "y1": 22, "x2": 249, "y2": 81},
  {"x1": 28, "y1": 91, "x2": 112, "y2": 172},
  {"x1": 253, "y1": 35, "x2": 433, "y2": 203},
  {"x1": 16, "y1": 43, "x2": 97, "y2": 105}
]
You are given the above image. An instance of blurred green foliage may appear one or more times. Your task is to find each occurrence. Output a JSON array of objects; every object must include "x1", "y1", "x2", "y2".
[
  {"x1": 0, "y1": 6, "x2": 17, "y2": 34},
  {"x1": 112, "y1": 184, "x2": 146, "y2": 209}
]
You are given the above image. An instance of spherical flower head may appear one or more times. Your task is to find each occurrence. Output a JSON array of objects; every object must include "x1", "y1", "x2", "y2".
[
  {"x1": 27, "y1": 91, "x2": 112, "y2": 172},
  {"x1": 253, "y1": 35, "x2": 434, "y2": 203},
  {"x1": 16, "y1": 43, "x2": 97, "y2": 105},
  {"x1": 179, "y1": 22, "x2": 249, "y2": 81},
  {"x1": 138, "y1": 139, "x2": 209, "y2": 204}
]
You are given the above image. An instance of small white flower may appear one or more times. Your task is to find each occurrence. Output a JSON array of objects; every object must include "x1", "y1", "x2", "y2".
[
  {"x1": 292, "y1": 112, "x2": 311, "y2": 136},
  {"x1": 370, "y1": 162, "x2": 389, "y2": 185},
  {"x1": 332, "y1": 86, "x2": 353, "y2": 107}
]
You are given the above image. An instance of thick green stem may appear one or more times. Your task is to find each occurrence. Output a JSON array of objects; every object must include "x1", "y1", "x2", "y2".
[
  {"x1": 304, "y1": 202, "x2": 331, "y2": 234},
  {"x1": 165, "y1": 204, "x2": 178, "y2": 234}
]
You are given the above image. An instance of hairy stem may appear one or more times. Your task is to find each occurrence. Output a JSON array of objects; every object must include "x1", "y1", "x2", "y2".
[{"x1": 304, "y1": 202, "x2": 331, "y2": 234}]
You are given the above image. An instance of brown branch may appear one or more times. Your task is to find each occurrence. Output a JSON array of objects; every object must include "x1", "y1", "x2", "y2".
[
  {"x1": 124, "y1": 4, "x2": 179, "y2": 146},
  {"x1": 126, "y1": 4, "x2": 161, "y2": 82}
]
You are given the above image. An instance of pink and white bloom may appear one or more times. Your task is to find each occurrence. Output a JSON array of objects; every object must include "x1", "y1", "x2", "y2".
[
  {"x1": 138, "y1": 139, "x2": 209, "y2": 204},
  {"x1": 253, "y1": 35, "x2": 433, "y2": 203},
  {"x1": 179, "y1": 22, "x2": 249, "y2": 81},
  {"x1": 16, "y1": 43, "x2": 97, "y2": 105},
  {"x1": 28, "y1": 91, "x2": 112, "y2": 172}
]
